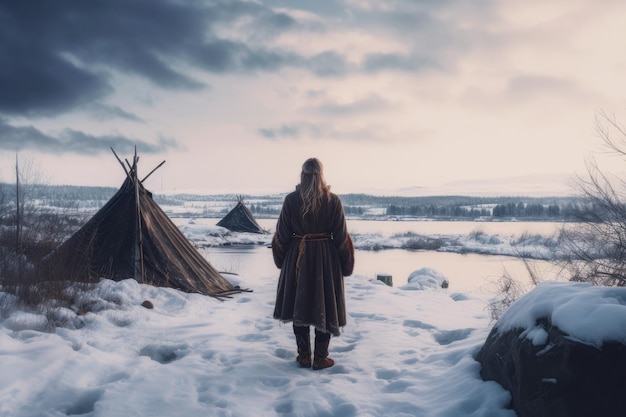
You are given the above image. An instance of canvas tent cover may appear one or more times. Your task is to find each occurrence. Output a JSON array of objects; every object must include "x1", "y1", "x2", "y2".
[
  {"x1": 42, "y1": 153, "x2": 244, "y2": 298},
  {"x1": 216, "y1": 197, "x2": 266, "y2": 234}
]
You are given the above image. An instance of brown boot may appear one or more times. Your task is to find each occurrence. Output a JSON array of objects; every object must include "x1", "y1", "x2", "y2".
[
  {"x1": 312, "y1": 357, "x2": 334, "y2": 370},
  {"x1": 312, "y1": 329, "x2": 334, "y2": 370},
  {"x1": 297, "y1": 353, "x2": 312, "y2": 368},
  {"x1": 293, "y1": 324, "x2": 311, "y2": 368}
]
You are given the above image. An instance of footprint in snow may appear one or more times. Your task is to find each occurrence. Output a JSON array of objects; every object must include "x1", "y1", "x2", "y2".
[
  {"x1": 350, "y1": 312, "x2": 387, "y2": 321},
  {"x1": 402, "y1": 319, "x2": 436, "y2": 330},
  {"x1": 236, "y1": 333, "x2": 271, "y2": 343},
  {"x1": 333, "y1": 342, "x2": 357, "y2": 353},
  {"x1": 255, "y1": 320, "x2": 273, "y2": 331},
  {"x1": 382, "y1": 380, "x2": 411, "y2": 394},
  {"x1": 274, "y1": 347, "x2": 293, "y2": 360},
  {"x1": 62, "y1": 388, "x2": 103, "y2": 416},
  {"x1": 376, "y1": 368, "x2": 402, "y2": 380},
  {"x1": 433, "y1": 328, "x2": 474, "y2": 345},
  {"x1": 139, "y1": 344, "x2": 187, "y2": 364}
]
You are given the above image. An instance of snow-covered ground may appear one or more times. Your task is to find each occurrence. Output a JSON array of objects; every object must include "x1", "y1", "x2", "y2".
[
  {"x1": 2, "y1": 267, "x2": 624, "y2": 417},
  {"x1": 0, "y1": 274, "x2": 510, "y2": 417}
]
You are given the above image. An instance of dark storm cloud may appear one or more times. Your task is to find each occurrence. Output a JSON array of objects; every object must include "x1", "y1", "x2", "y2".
[
  {"x1": 0, "y1": 0, "x2": 484, "y2": 119},
  {"x1": 1, "y1": 0, "x2": 501, "y2": 157},
  {"x1": 0, "y1": 0, "x2": 305, "y2": 118},
  {"x1": 0, "y1": 119, "x2": 176, "y2": 155}
]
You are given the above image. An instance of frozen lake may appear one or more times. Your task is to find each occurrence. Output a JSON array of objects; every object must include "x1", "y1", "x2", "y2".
[{"x1": 181, "y1": 218, "x2": 569, "y2": 294}]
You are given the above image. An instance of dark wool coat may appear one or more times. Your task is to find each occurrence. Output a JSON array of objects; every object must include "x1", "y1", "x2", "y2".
[{"x1": 272, "y1": 190, "x2": 355, "y2": 336}]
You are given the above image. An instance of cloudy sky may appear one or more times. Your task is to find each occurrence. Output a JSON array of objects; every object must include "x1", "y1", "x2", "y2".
[{"x1": 2, "y1": 0, "x2": 626, "y2": 195}]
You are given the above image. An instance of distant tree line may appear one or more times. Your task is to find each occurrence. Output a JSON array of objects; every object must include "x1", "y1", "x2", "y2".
[
  {"x1": 153, "y1": 195, "x2": 185, "y2": 206},
  {"x1": 344, "y1": 206, "x2": 364, "y2": 215},
  {"x1": 0, "y1": 183, "x2": 116, "y2": 210},
  {"x1": 249, "y1": 203, "x2": 280, "y2": 216},
  {"x1": 341, "y1": 193, "x2": 496, "y2": 207},
  {"x1": 386, "y1": 204, "x2": 490, "y2": 218},
  {"x1": 0, "y1": 183, "x2": 116, "y2": 201},
  {"x1": 492, "y1": 202, "x2": 561, "y2": 218},
  {"x1": 385, "y1": 200, "x2": 586, "y2": 220},
  {"x1": 0, "y1": 183, "x2": 590, "y2": 221},
  {"x1": 248, "y1": 203, "x2": 364, "y2": 216}
]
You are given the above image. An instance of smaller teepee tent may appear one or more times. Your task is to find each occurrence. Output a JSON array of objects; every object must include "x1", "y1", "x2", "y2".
[
  {"x1": 41, "y1": 149, "x2": 245, "y2": 299},
  {"x1": 216, "y1": 196, "x2": 266, "y2": 234}
]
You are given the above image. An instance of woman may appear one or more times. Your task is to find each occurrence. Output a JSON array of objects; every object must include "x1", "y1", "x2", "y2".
[{"x1": 272, "y1": 158, "x2": 354, "y2": 370}]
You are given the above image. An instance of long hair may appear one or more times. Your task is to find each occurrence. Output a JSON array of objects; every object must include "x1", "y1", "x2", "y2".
[{"x1": 297, "y1": 158, "x2": 331, "y2": 218}]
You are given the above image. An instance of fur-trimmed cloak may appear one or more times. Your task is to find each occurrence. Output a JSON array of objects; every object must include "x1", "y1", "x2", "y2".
[{"x1": 272, "y1": 190, "x2": 354, "y2": 336}]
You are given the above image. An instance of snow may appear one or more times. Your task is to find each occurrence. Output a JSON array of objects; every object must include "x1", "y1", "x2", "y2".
[
  {"x1": 401, "y1": 268, "x2": 449, "y2": 290},
  {"x1": 496, "y1": 281, "x2": 626, "y2": 348},
  {"x1": 1, "y1": 222, "x2": 624, "y2": 417},
  {"x1": 1, "y1": 275, "x2": 516, "y2": 417}
]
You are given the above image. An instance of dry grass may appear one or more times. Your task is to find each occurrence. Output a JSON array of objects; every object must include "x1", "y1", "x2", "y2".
[{"x1": 0, "y1": 208, "x2": 87, "y2": 314}]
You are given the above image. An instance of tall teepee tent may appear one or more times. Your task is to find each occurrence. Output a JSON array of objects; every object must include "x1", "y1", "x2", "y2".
[
  {"x1": 216, "y1": 196, "x2": 266, "y2": 234},
  {"x1": 41, "y1": 149, "x2": 245, "y2": 298}
]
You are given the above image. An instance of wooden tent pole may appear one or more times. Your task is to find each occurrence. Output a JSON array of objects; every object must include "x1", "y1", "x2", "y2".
[
  {"x1": 141, "y1": 160, "x2": 166, "y2": 183},
  {"x1": 133, "y1": 150, "x2": 146, "y2": 283},
  {"x1": 110, "y1": 147, "x2": 131, "y2": 181},
  {"x1": 111, "y1": 147, "x2": 145, "y2": 283}
]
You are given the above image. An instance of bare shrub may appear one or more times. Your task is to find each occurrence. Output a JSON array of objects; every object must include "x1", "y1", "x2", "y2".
[
  {"x1": 487, "y1": 256, "x2": 550, "y2": 321},
  {"x1": 0, "y1": 154, "x2": 88, "y2": 310},
  {"x1": 487, "y1": 268, "x2": 525, "y2": 322},
  {"x1": 469, "y1": 229, "x2": 502, "y2": 245},
  {"x1": 557, "y1": 111, "x2": 626, "y2": 287},
  {"x1": 402, "y1": 236, "x2": 444, "y2": 250}
]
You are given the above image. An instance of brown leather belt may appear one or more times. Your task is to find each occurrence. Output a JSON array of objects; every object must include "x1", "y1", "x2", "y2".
[{"x1": 293, "y1": 233, "x2": 333, "y2": 278}]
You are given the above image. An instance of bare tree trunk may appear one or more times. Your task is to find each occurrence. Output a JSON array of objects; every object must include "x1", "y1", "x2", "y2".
[{"x1": 15, "y1": 153, "x2": 22, "y2": 280}]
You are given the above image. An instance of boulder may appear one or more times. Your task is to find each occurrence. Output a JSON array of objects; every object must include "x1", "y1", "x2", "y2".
[{"x1": 476, "y1": 283, "x2": 626, "y2": 417}]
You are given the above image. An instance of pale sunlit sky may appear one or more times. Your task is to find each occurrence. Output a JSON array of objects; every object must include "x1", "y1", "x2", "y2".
[{"x1": 2, "y1": 0, "x2": 626, "y2": 196}]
